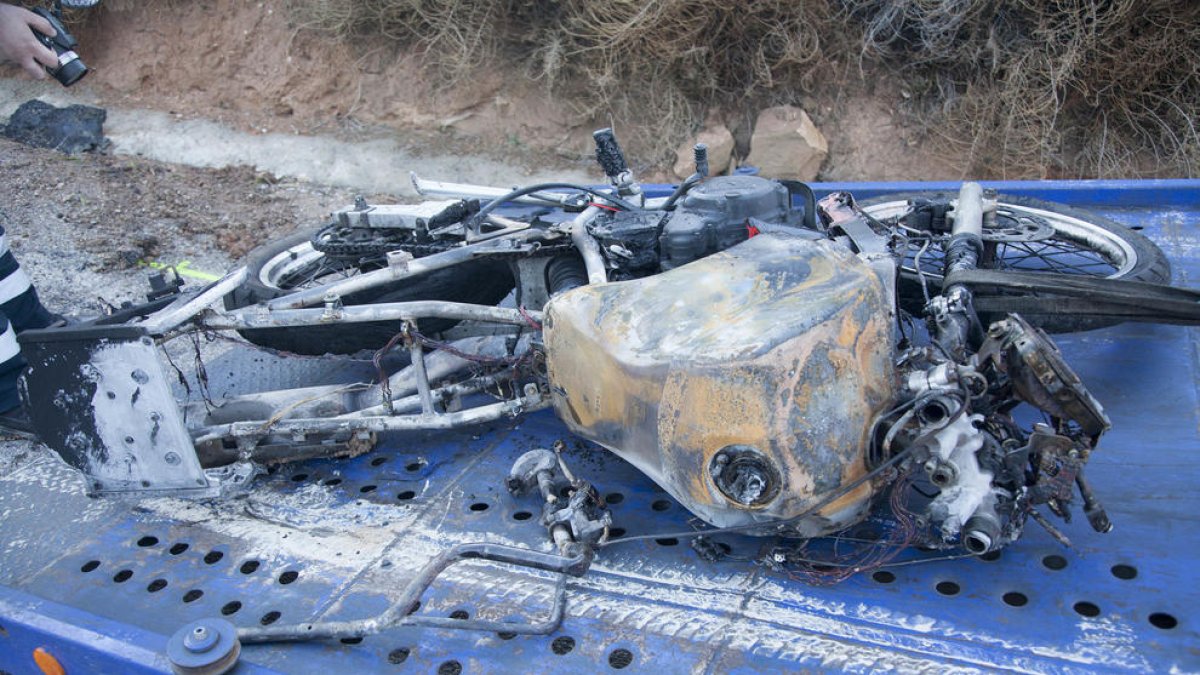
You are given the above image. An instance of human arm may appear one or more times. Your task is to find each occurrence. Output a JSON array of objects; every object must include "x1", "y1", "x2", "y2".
[{"x1": 0, "y1": 3, "x2": 58, "y2": 79}]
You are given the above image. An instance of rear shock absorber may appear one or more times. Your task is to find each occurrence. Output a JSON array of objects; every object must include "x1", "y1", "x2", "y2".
[{"x1": 546, "y1": 256, "x2": 589, "y2": 296}]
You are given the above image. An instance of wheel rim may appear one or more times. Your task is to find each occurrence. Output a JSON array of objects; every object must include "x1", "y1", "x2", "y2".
[
  {"x1": 863, "y1": 200, "x2": 1139, "y2": 280},
  {"x1": 257, "y1": 241, "x2": 367, "y2": 291}
]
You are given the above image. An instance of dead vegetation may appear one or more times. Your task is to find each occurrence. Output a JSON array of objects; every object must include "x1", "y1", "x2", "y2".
[
  {"x1": 848, "y1": 0, "x2": 1200, "y2": 177},
  {"x1": 286, "y1": 0, "x2": 1198, "y2": 177}
]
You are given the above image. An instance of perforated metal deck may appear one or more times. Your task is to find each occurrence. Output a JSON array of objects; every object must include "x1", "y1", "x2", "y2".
[{"x1": 1, "y1": 180, "x2": 1197, "y2": 674}]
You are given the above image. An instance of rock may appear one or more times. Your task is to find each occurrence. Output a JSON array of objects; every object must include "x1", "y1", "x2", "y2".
[
  {"x1": 1, "y1": 100, "x2": 110, "y2": 155},
  {"x1": 743, "y1": 106, "x2": 827, "y2": 181},
  {"x1": 672, "y1": 124, "x2": 735, "y2": 179}
]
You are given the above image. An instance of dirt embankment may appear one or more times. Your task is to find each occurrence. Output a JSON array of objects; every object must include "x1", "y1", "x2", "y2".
[
  {"x1": 67, "y1": 1, "x2": 604, "y2": 167},
  {"x1": 3, "y1": 0, "x2": 957, "y2": 182}
]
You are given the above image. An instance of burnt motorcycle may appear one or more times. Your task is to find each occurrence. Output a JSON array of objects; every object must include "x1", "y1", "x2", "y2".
[{"x1": 18, "y1": 128, "x2": 1200, "y2": 611}]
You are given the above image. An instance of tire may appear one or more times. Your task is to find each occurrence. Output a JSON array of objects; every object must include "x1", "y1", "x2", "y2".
[
  {"x1": 224, "y1": 227, "x2": 515, "y2": 355},
  {"x1": 858, "y1": 193, "x2": 1171, "y2": 333}
]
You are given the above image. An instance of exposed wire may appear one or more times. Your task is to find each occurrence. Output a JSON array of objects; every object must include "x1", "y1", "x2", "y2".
[
  {"x1": 257, "y1": 382, "x2": 373, "y2": 433},
  {"x1": 771, "y1": 470, "x2": 921, "y2": 585},
  {"x1": 913, "y1": 238, "x2": 932, "y2": 304},
  {"x1": 518, "y1": 306, "x2": 543, "y2": 331}
]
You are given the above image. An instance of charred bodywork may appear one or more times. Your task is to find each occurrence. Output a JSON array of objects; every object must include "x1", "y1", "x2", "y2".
[{"x1": 545, "y1": 234, "x2": 896, "y2": 535}]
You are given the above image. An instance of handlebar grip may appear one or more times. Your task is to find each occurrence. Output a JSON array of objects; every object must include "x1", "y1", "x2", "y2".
[
  {"x1": 693, "y1": 143, "x2": 709, "y2": 178},
  {"x1": 592, "y1": 128, "x2": 629, "y2": 179}
]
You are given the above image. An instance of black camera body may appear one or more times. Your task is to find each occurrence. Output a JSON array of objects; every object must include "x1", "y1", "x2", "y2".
[{"x1": 30, "y1": 7, "x2": 88, "y2": 86}]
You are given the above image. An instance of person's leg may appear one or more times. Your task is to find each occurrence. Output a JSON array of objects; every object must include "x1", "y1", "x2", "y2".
[
  {"x1": 0, "y1": 309, "x2": 30, "y2": 429},
  {"x1": 0, "y1": 224, "x2": 55, "y2": 332}
]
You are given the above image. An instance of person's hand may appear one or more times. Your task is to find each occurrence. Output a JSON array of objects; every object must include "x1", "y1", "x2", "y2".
[{"x1": 0, "y1": 3, "x2": 58, "y2": 80}]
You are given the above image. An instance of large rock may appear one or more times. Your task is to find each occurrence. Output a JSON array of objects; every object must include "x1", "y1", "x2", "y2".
[
  {"x1": 2, "y1": 100, "x2": 110, "y2": 155},
  {"x1": 672, "y1": 124, "x2": 736, "y2": 179},
  {"x1": 744, "y1": 106, "x2": 827, "y2": 181}
]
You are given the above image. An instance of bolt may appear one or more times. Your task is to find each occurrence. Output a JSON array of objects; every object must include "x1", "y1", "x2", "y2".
[{"x1": 182, "y1": 624, "x2": 218, "y2": 653}]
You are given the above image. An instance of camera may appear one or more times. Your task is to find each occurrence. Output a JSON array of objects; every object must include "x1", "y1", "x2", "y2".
[{"x1": 30, "y1": 6, "x2": 88, "y2": 87}]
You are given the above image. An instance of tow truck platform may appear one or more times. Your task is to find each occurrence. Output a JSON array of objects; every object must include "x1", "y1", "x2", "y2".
[{"x1": 1, "y1": 179, "x2": 1197, "y2": 674}]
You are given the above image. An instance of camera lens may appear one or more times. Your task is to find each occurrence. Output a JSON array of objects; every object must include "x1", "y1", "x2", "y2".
[{"x1": 54, "y1": 54, "x2": 88, "y2": 87}]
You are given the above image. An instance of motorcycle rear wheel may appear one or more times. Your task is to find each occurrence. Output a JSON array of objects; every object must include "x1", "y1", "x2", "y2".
[
  {"x1": 858, "y1": 193, "x2": 1171, "y2": 333},
  {"x1": 223, "y1": 227, "x2": 515, "y2": 355}
]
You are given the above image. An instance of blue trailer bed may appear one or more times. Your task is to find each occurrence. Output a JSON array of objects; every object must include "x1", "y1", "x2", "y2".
[{"x1": 1, "y1": 180, "x2": 1197, "y2": 674}]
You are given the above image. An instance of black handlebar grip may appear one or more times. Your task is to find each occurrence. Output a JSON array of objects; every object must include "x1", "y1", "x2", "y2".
[
  {"x1": 693, "y1": 143, "x2": 709, "y2": 178},
  {"x1": 592, "y1": 128, "x2": 629, "y2": 179}
]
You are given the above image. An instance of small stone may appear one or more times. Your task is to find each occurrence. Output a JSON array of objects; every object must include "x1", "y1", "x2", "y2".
[
  {"x1": 672, "y1": 125, "x2": 736, "y2": 179},
  {"x1": 743, "y1": 106, "x2": 828, "y2": 181}
]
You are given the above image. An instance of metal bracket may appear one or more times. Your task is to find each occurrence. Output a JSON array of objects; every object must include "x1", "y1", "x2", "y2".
[{"x1": 17, "y1": 329, "x2": 214, "y2": 497}]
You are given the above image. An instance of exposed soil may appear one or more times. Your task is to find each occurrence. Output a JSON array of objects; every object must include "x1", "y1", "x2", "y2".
[
  {"x1": 2, "y1": 0, "x2": 956, "y2": 183},
  {"x1": 0, "y1": 137, "x2": 355, "y2": 316}
]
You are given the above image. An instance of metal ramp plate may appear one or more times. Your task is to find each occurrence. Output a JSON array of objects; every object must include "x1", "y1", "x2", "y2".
[{"x1": 1, "y1": 180, "x2": 1197, "y2": 674}]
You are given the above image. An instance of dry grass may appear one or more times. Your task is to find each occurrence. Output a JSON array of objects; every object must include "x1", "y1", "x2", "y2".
[
  {"x1": 848, "y1": 0, "x2": 1200, "y2": 177},
  {"x1": 286, "y1": 0, "x2": 1200, "y2": 177}
]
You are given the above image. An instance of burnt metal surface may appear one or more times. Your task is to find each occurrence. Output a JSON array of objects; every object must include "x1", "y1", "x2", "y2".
[
  {"x1": 17, "y1": 329, "x2": 212, "y2": 497},
  {"x1": 544, "y1": 234, "x2": 897, "y2": 534},
  {"x1": 1, "y1": 185, "x2": 1198, "y2": 674}
]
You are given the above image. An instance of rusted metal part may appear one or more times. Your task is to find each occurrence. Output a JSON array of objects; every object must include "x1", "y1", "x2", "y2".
[
  {"x1": 544, "y1": 234, "x2": 897, "y2": 535},
  {"x1": 978, "y1": 314, "x2": 1111, "y2": 437}
]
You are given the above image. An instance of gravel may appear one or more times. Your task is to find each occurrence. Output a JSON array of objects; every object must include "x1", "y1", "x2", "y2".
[{"x1": 0, "y1": 137, "x2": 363, "y2": 466}]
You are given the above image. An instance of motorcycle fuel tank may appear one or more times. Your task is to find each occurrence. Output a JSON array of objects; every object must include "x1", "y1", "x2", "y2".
[{"x1": 544, "y1": 234, "x2": 897, "y2": 535}]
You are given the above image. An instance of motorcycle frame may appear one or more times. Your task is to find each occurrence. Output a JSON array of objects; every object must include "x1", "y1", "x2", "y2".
[{"x1": 17, "y1": 184, "x2": 638, "y2": 498}]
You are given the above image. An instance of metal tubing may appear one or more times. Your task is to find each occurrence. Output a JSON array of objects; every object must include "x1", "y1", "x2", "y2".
[
  {"x1": 347, "y1": 373, "x2": 509, "y2": 418},
  {"x1": 569, "y1": 206, "x2": 607, "y2": 284},
  {"x1": 205, "y1": 301, "x2": 542, "y2": 331},
  {"x1": 195, "y1": 390, "x2": 546, "y2": 442},
  {"x1": 409, "y1": 337, "x2": 435, "y2": 415},
  {"x1": 411, "y1": 173, "x2": 567, "y2": 206},
  {"x1": 237, "y1": 542, "x2": 589, "y2": 644},
  {"x1": 353, "y1": 336, "x2": 511, "y2": 410},
  {"x1": 265, "y1": 231, "x2": 541, "y2": 310},
  {"x1": 142, "y1": 267, "x2": 249, "y2": 333},
  {"x1": 953, "y1": 182, "x2": 984, "y2": 238},
  {"x1": 412, "y1": 173, "x2": 675, "y2": 209}
]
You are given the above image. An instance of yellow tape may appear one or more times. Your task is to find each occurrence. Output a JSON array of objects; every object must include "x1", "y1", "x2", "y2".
[{"x1": 143, "y1": 259, "x2": 222, "y2": 282}]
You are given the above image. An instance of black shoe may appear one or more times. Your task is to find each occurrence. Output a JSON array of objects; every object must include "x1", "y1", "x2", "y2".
[{"x1": 0, "y1": 405, "x2": 34, "y2": 435}]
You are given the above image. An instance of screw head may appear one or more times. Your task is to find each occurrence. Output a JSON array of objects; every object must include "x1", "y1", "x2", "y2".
[{"x1": 183, "y1": 624, "x2": 218, "y2": 652}]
